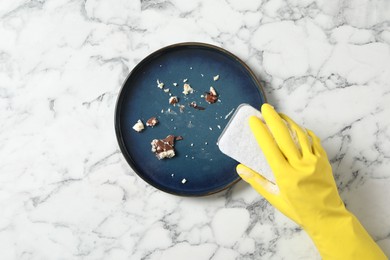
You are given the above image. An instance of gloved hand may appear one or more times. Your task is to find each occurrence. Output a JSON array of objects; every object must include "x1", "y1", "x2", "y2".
[{"x1": 236, "y1": 103, "x2": 386, "y2": 260}]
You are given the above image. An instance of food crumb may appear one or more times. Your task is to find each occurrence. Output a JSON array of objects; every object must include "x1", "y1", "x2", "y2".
[
  {"x1": 146, "y1": 117, "x2": 159, "y2": 127},
  {"x1": 183, "y1": 78, "x2": 188, "y2": 83},
  {"x1": 209, "y1": 127, "x2": 213, "y2": 131},
  {"x1": 201, "y1": 74, "x2": 204, "y2": 77},
  {"x1": 213, "y1": 75, "x2": 219, "y2": 81},
  {"x1": 217, "y1": 125, "x2": 221, "y2": 129},
  {"x1": 157, "y1": 79, "x2": 164, "y2": 89},
  {"x1": 132, "y1": 120, "x2": 144, "y2": 132},
  {"x1": 151, "y1": 135, "x2": 177, "y2": 160},
  {"x1": 171, "y1": 173, "x2": 174, "y2": 177},
  {"x1": 183, "y1": 83, "x2": 194, "y2": 95},
  {"x1": 173, "y1": 82, "x2": 178, "y2": 86},
  {"x1": 205, "y1": 142, "x2": 208, "y2": 145},
  {"x1": 189, "y1": 101, "x2": 205, "y2": 110},
  {"x1": 190, "y1": 143, "x2": 194, "y2": 146},
  {"x1": 225, "y1": 108, "x2": 235, "y2": 119},
  {"x1": 164, "y1": 88, "x2": 170, "y2": 93},
  {"x1": 169, "y1": 96, "x2": 179, "y2": 105},
  {"x1": 205, "y1": 86, "x2": 218, "y2": 104},
  {"x1": 182, "y1": 178, "x2": 187, "y2": 184}
]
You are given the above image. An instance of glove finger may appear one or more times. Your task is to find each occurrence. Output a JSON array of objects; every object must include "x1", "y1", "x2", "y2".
[
  {"x1": 249, "y1": 115, "x2": 288, "y2": 174},
  {"x1": 261, "y1": 104, "x2": 302, "y2": 162},
  {"x1": 279, "y1": 113, "x2": 313, "y2": 157},
  {"x1": 306, "y1": 129, "x2": 328, "y2": 158},
  {"x1": 236, "y1": 164, "x2": 282, "y2": 208}
]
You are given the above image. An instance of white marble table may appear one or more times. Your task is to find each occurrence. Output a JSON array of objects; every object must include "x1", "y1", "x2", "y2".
[{"x1": 1, "y1": 0, "x2": 390, "y2": 259}]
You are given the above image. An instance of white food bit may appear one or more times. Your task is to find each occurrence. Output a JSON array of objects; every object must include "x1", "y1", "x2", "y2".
[
  {"x1": 209, "y1": 127, "x2": 213, "y2": 131},
  {"x1": 213, "y1": 75, "x2": 219, "y2": 81},
  {"x1": 190, "y1": 67, "x2": 193, "y2": 70},
  {"x1": 157, "y1": 79, "x2": 164, "y2": 89},
  {"x1": 161, "y1": 109, "x2": 164, "y2": 113},
  {"x1": 209, "y1": 86, "x2": 217, "y2": 96},
  {"x1": 201, "y1": 74, "x2": 204, "y2": 77},
  {"x1": 183, "y1": 78, "x2": 188, "y2": 83},
  {"x1": 200, "y1": 94, "x2": 204, "y2": 98},
  {"x1": 225, "y1": 108, "x2": 235, "y2": 119},
  {"x1": 132, "y1": 120, "x2": 144, "y2": 132},
  {"x1": 205, "y1": 142, "x2": 208, "y2": 145},
  {"x1": 156, "y1": 150, "x2": 175, "y2": 160},
  {"x1": 171, "y1": 173, "x2": 174, "y2": 177},
  {"x1": 168, "y1": 108, "x2": 171, "y2": 112},
  {"x1": 191, "y1": 157, "x2": 194, "y2": 159},
  {"x1": 182, "y1": 178, "x2": 187, "y2": 184},
  {"x1": 185, "y1": 155, "x2": 188, "y2": 158},
  {"x1": 164, "y1": 88, "x2": 170, "y2": 93},
  {"x1": 217, "y1": 125, "x2": 221, "y2": 129},
  {"x1": 173, "y1": 82, "x2": 178, "y2": 86},
  {"x1": 190, "y1": 143, "x2": 194, "y2": 146},
  {"x1": 173, "y1": 126, "x2": 177, "y2": 130},
  {"x1": 182, "y1": 83, "x2": 194, "y2": 95},
  {"x1": 171, "y1": 119, "x2": 174, "y2": 122}
]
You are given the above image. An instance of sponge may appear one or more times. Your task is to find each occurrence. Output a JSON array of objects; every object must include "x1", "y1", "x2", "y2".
[{"x1": 217, "y1": 104, "x2": 275, "y2": 183}]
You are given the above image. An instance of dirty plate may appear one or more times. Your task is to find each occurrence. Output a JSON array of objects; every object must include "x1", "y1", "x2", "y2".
[{"x1": 115, "y1": 42, "x2": 266, "y2": 196}]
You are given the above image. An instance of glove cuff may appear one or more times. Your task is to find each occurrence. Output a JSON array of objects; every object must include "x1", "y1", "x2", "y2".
[{"x1": 303, "y1": 209, "x2": 386, "y2": 260}]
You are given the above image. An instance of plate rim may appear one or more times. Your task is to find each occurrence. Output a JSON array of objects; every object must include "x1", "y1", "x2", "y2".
[{"x1": 114, "y1": 42, "x2": 267, "y2": 197}]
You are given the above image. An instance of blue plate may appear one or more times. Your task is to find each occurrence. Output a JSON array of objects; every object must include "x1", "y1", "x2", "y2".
[{"x1": 115, "y1": 42, "x2": 266, "y2": 196}]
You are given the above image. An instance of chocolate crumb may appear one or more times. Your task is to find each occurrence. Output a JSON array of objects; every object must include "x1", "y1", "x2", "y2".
[
  {"x1": 189, "y1": 101, "x2": 205, "y2": 110},
  {"x1": 169, "y1": 96, "x2": 179, "y2": 105},
  {"x1": 151, "y1": 135, "x2": 176, "y2": 160},
  {"x1": 146, "y1": 117, "x2": 159, "y2": 127},
  {"x1": 205, "y1": 86, "x2": 218, "y2": 104},
  {"x1": 150, "y1": 135, "x2": 183, "y2": 159}
]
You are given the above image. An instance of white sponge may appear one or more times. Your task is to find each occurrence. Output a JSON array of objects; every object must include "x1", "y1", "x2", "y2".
[{"x1": 217, "y1": 104, "x2": 275, "y2": 183}]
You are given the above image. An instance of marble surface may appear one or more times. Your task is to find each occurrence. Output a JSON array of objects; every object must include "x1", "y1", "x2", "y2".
[{"x1": 1, "y1": 0, "x2": 390, "y2": 259}]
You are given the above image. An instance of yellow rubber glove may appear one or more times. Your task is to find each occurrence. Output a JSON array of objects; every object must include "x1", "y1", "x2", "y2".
[{"x1": 236, "y1": 103, "x2": 387, "y2": 260}]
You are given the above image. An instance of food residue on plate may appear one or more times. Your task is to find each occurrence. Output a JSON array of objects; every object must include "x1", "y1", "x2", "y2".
[
  {"x1": 182, "y1": 83, "x2": 194, "y2": 95},
  {"x1": 169, "y1": 96, "x2": 179, "y2": 105},
  {"x1": 189, "y1": 101, "x2": 205, "y2": 110},
  {"x1": 205, "y1": 86, "x2": 218, "y2": 104},
  {"x1": 213, "y1": 75, "x2": 219, "y2": 81},
  {"x1": 157, "y1": 79, "x2": 164, "y2": 89},
  {"x1": 151, "y1": 135, "x2": 177, "y2": 160},
  {"x1": 132, "y1": 120, "x2": 145, "y2": 132},
  {"x1": 146, "y1": 117, "x2": 159, "y2": 127}
]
